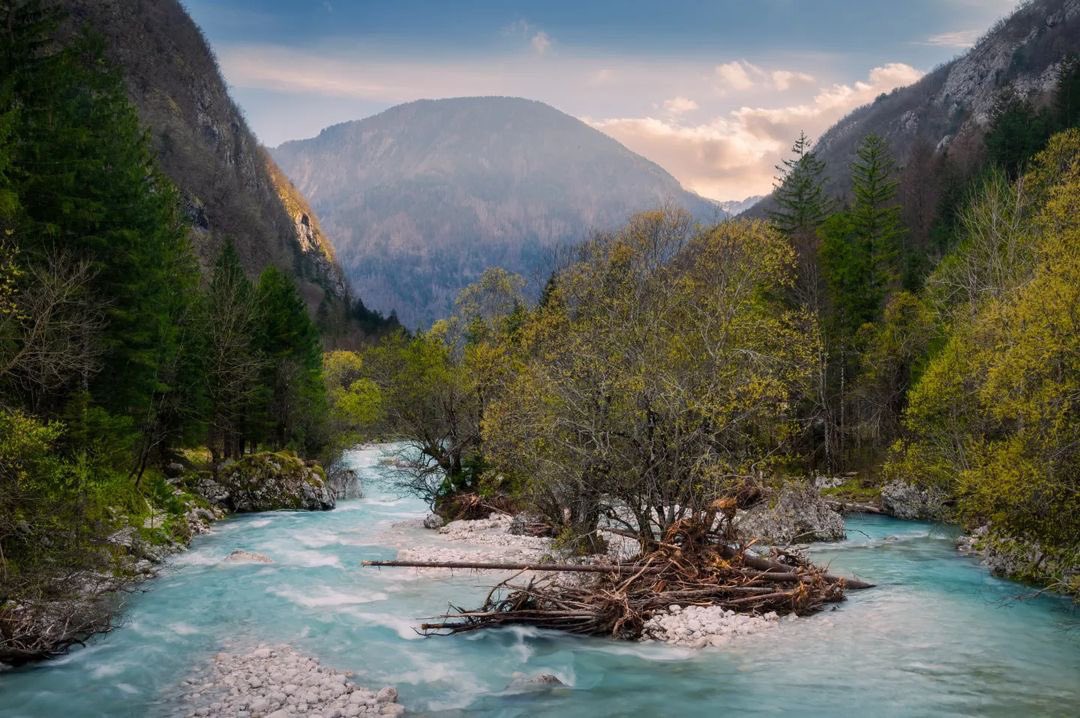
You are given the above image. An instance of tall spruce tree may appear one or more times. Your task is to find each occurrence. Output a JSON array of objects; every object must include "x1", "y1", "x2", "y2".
[
  {"x1": 769, "y1": 132, "x2": 831, "y2": 235},
  {"x1": 769, "y1": 133, "x2": 832, "y2": 310},
  {"x1": 205, "y1": 242, "x2": 262, "y2": 461},
  {"x1": 254, "y1": 267, "x2": 326, "y2": 452},
  {"x1": 1055, "y1": 55, "x2": 1080, "y2": 130},
  {"x1": 2, "y1": 2, "x2": 200, "y2": 459},
  {"x1": 848, "y1": 133, "x2": 903, "y2": 321}
]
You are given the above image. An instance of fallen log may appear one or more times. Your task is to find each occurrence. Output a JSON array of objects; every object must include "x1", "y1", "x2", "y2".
[
  {"x1": 364, "y1": 555, "x2": 874, "y2": 589},
  {"x1": 716, "y1": 546, "x2": 875, "y2": 589},
  {"x1": 362, "y1": 559, "x2": 651, "y2": 574},
  {"x1": 824, "y1": 498, "x2": 884, "y2": 515}
]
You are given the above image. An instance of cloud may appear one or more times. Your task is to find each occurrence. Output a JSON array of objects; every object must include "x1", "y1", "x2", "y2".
[
  {"x1": 663, "y1": 96, "x2": 699, "y2": 115},
  {"x1": 502, "y1": 19, "x2": 532, "y2": 36},
  {"x1": 216, "y1": 42, "x2": 921, "y2": 200},
  {"x1": 531, "y1": 31, "x2": 552, "y2": 55},
  {"x1": 503, "y1": 19, "x2": 552, "y2": 54},
  {"x1": 770, "y1": 70, "x2": 815, "y2": 91},
  {"x1": 714, "y1": 61, "x2": 815, "y2": 94},
  {"x1": 589, "y1": 68, "x2": 614, "y2": 85},
  {"x1": 714, "y1": 60, "x2": 760, "y2": 92},
  {"x1": 920, "y1": 29, "x2": 980, "y2": 48},
  {"x1": 591, "y1": 63, "x2": 922, "y2": 201}
]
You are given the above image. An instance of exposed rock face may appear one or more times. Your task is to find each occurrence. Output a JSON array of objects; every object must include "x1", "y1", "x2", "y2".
[
  {"x1": 748, "y1": 0, "x2": 1080, "y2": 214},
  {"x1": 880, "y1": 481, "x2": 949, "y2": 521},
  {"x1": 213, "y1": 453, "x2": 336, "y2": 513},
  {"x1": 271, "y1": 97, "x2": 724, "y2": 328},
  {"x1": 326, "y1": 464, "x2": 363, "y2": 501},
  {"x1": 736, "y1": 484, "x2": 846, "y2": 544},
  {"x1": 56, "y1": 0, "x2": 361, "y2": 325}
]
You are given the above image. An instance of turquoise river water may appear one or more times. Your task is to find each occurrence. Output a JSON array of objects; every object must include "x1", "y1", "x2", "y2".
[{"x1": 2, "y1": 446, "x2": 1078, "y2": 717}]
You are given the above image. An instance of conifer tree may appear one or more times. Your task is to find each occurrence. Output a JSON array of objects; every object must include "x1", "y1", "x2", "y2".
[
  {"x1": 769, "y1": 132, "x2": 831, "y2": 235},
  {"x1": 254, "y1": 267, "x2": 325, "y2": 451},
  {"x1": 769, "y1": 133, "x2": 833, "y2": 311},
  {"x1": 205, "y1": 242, "x2": 262, "y2": 460},
  {"x1": 848, "y1": 133, "x2": 903, "y2": 321}
]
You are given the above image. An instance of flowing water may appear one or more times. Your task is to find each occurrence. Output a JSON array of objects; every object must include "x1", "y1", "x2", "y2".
[{"x1": 2, "y1": 446, "x2": 1078, "y2": 717}]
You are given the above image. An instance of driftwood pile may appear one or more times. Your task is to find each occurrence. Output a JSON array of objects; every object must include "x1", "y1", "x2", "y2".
[{"x1": 364, "y1": 517, "x2": 873, "y2": 641}]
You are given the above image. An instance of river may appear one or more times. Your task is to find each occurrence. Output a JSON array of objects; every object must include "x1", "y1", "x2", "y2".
[{"x1": 2, "y1": 446, "x2": 1078, "y2": 716}]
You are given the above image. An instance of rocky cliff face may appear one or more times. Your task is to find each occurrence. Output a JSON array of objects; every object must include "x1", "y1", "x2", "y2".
[
  {"x1": 57, "y1": 0, "x2": 353, "y2": 320},
  {"x1": 271, "y1": 97, "x2": 724, "y2": 328},
  {"x1": 751, "y1": 0, "x2": 1080, "y2": 211}
]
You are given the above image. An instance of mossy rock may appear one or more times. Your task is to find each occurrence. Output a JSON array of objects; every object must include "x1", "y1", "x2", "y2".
[{"x1": 216, "y1": 452, "x2": 335, "y2": 513}]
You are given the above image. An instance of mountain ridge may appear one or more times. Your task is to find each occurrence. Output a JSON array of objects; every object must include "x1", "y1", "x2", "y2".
[
  {"x1": 57, "y1": 0, "x2": 368, "y2": 337},
  {"x1": 748, "y1": 0, "x2": 1080, "y2": 215},
  {"x1": 272, "y1": 96, "x2": 724, "y2": 328}
]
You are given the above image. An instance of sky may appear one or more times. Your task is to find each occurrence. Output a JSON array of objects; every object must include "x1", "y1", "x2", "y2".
[{"x1": 183, "y1": 0, "x2": 1019, "y2": 202}]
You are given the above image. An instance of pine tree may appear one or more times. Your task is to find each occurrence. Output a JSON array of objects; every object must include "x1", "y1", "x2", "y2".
[
  {"x1": 205, "y1": 241, "x2": 262, "y2": 461},
  {"x1": 769, "y1": 133, "x2": 833, "y2": 309},
  {"x1": 848, "y1": 133, "x2": 903, "y2": 320},
  {"x1": 985, "y1": 92, "x2": 1051, "y2": 179},
  {"x1": 769, "y1": 132, "x2": 831, "y2": 235},
  {"x1": 254, "y1": 267, "x2": 326, "y2": 451},
  {"x1": 1054, "y1": 55, "x2": 1080, "y2": 130},
  {"x1": 1, "y1": 4, "x2": 202, "y2": 467}
]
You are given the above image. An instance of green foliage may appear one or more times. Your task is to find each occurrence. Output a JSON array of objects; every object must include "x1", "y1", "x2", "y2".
[
  {"x1": 821, "y1": 134, "x2": 904, "y2": 350},
  {"x1": 1055, "y1": 55, "x2": 1080, "y2": 130},
  {"x1": 483, "y1": 210, "x2": 819, "y2": 541},
  {"x1": 890, "y1": 129, "x2": 1080, "y2": 554},
  {"x1": 985, "y1": 93, "x2": 1053, "y2": 179},
  {"x1": 769, "y1": 132, "x2": 831, "y2": 236},
  {"x1": 254, "y1": 266, "x2": 326, "y2": 452},
  {"x1": 322, "y1": 350, "x2": 383, "y2": 455}
]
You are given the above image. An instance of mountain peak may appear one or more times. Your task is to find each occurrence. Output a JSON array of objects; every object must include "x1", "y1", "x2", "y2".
[{"x1": 272, "y1": 96, "x2": 723, "y2": 328}]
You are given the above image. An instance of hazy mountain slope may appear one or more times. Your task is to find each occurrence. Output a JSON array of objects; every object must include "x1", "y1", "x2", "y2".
[
  {"x1": 272, "y1": 97, "x2": 723, "y2": 328},
  {"x1": 717, "y1": 195, "x2": 765, "y2": 217},
  {"x1": 749, "y1": 0, "x2": 1080, "y2": 214},
  {"x1": 57, "y1": 0, "x2": 354, "y2": 322}
]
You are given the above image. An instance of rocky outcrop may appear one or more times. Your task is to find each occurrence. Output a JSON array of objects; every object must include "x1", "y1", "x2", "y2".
[
  {"x1": 748, "y1": 0, "x2": 1080, "y2": 215},
  {"x1": 208, "y1": 453, "x2": 336, "y2": 513},
  {"x1": 326, "y1": 464, "x2": 363, "y2": 500},
  {"x1": 736, "y1": 484, "x2": 846, "y2": 544},
  {"x1": 958, "y1": 525, "x2": 1079, "y2": 595},
  {"x1": 56, "y1": 0, "x2": 384, "y2": 336},
  {"x1": 880, "y1": 481, "x2": 949, "y2": 521}
]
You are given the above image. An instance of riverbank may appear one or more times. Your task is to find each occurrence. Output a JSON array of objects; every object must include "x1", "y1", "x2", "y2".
[
  {"x1": 1, "y1": 447, "x2": 1078, "y2": 716},
  {"x1": 0, "y1": 450, "x2": 336, "y2": 667}
]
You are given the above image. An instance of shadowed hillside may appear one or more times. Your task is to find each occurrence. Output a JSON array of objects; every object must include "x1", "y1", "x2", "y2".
[{"x1": 57, "y1": 0, "x2": 384, "y2": 338}]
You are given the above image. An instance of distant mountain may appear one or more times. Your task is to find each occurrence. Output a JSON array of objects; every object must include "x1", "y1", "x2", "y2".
[
  {"x1": 748, "y1": 0, "x2": 1080, "y2": 215},
  {"x1": 717, "y1": 196, "x2": 765, "y2": 217},
  {"x1": 271, "y1": 97, "x2": 723, "y2": 328},
  {"x1": 58, "y1": 0, "x2": 375, "y2": 337}
]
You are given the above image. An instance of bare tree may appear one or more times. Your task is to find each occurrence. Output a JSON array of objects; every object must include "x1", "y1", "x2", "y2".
[{"x1": 0, "y1": 248, "x2": 105, "y2": 409}]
